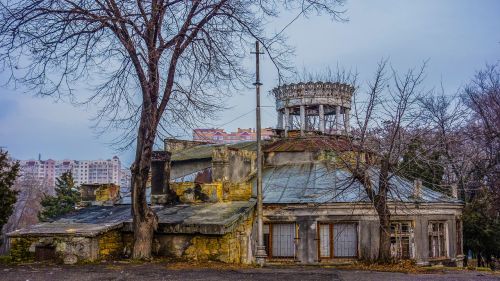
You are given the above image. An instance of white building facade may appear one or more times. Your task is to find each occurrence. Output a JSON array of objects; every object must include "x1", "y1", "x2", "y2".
[{"x1": 18, "y1": 156, "x2": 123, "y2": 187}]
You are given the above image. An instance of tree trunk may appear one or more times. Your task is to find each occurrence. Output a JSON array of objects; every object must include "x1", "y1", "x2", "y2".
[
  {"x1": 375, "y1": 159, "x2": 392, "y2": 262},
  {"x1": 131, "y1": 109, "x2": 158, "y2": 259},
  {"x1": 376, "y1": 203, "x2": 392, "y2": 262}
]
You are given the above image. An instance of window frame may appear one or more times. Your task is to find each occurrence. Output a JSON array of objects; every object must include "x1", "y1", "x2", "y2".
[
  {"x1": 316, "y1": 221, "x2": 359, "y2": 260},
  {"x1": 264, "y1": 222, "x2": 298, "y2": 259},
  {"x1": 390, "y1": 221, "x2": 413, "y2": 260},
  {"x1": 428, "y1": 221, "x2": 448, "y2": 259}
]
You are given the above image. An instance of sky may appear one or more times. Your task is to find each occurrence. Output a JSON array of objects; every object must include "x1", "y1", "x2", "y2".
[{"x1": 0, "y1": 0, "x2": 499, "y2": 167}]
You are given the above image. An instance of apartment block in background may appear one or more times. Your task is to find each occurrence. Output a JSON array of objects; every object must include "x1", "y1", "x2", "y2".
[{"x1": 17, "y1": 156, "x2": 123, "y2": 187}]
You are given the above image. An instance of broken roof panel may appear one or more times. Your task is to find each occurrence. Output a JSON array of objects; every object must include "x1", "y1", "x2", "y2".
[{"x1": 258, "y1": 162, "x2": 460, "y2": 204}]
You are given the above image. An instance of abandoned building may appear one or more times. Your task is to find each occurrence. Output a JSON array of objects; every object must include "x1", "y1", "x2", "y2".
[{"x1": 7, "y1": 81, "x2": 464, "y2": 266}]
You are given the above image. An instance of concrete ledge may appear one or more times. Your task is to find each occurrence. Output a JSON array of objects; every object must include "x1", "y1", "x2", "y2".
[{"x1": 8, "y1": 222, "x2": 123, "y2": 238}]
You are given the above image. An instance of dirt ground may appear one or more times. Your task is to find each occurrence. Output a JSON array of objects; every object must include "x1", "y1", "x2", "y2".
[{"x1": 0, "y1": 263, "x2": 499, "y2": 281}]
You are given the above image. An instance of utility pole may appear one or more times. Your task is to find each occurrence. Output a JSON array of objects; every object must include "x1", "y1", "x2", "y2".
[{"x1": 252, "y1": 40, "x2": 266, "y2": 266}]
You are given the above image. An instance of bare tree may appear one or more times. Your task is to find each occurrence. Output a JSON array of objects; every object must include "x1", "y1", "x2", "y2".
[
  {"x1": 338, "y1": 59, "x2": 427, "y2": 261},
  {"x1": 418, "y1": 89, "x2": 471, "y2": 198},
  {"x1": 0, "y1": 175, "x2": 49, "y2": 254},
  {"x1": 0, "y1": 0, "x2": 346, "y2": 258},
  {"x1": 462, "y1": 63, "x2": 500, "y2": 199}
]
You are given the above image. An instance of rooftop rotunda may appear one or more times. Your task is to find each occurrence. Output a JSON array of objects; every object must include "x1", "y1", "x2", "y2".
[{"x1": 272, "y1": 82, "x2": 354, "y2": 136}]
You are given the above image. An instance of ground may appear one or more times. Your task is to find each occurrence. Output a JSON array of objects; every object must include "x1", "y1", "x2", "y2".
[{"x1": 0, "y1": 263, "x2": 499, "y2": 281}]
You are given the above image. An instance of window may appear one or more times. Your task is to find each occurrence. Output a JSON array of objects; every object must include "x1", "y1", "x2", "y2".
[
  {"x1": 428, "y1": 222, "x2": 447, "y2": 258},
  {"x1": 390, "y1": 222, "x2": 412, "y2": 259},
  {"x1": 317, "y1": 222, "x2": 357, "y2": 259},
  {"x1": 319, "y1": 224, "x2": 332, "y2": 258},
  {"x1": 264, "y1": 223, "x2": 296, "y2": 258}
]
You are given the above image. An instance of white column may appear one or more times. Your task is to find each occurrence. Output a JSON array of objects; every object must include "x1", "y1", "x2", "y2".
[
  {"x1": 344, "y1": 108, "x2": 350, "y2": 133},
  {"x1": 335, "y1": 105, "x2": 341, "y2": 133},
  {"x1": 319, "y1": 104, "x2": 325, "y2": 134},
  {"x1": 300, "y1": 105, "x2": 306, "y2": 136},
  {"x1": 284, "y1": 107, "x2": 290, "y2": 136},
  {"x1": 277, "y1": 111, "x2": 284, "y2": 129}
]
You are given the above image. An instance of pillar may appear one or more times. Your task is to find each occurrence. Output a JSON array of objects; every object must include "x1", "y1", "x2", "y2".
[
  {"x1": 300, "y1": 105, "x2": 306, "y2": 136},
  {"x1": 151, "y1": 151, "x2": 175, "y2": 205},
  {"x1": 344, "y1": 108, "x2": 350, "y2": 133},
  {"x1": 319, "y1": 104, "x2": 325, "y2": 134},
  {"x1": 277, "y1": 111, "x2": 284, "y2": 129},
  {"x1": 335, "y1": 105, "x2": 341, "y2": 133},
  {"x1": 284, "y1": 107, "x2": 290, "y2": 136}
]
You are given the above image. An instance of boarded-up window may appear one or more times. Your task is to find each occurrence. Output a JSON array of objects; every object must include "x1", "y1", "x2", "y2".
[
  {"x1": 334, "y1": 223, "x2": 357, "y2": 257},
  {"x1": 319, "y1": 224, "x2": 331, "y2": 258},
  {"x1": 390, "y1": 221, "x2": 412, "y2": 259},
  {"x1": 269, "y1": 223, "x2": 295, "y2": 258},
  {"x1": 428, "y1": 222, "x2": 447, "y2": 258}
]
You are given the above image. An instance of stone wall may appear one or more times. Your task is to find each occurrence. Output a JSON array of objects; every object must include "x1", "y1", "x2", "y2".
[
  {"x1": 9, "y1": 237, "x2": 38, "y2": 262},
  {"x1": 98, "y1": 230, "x2": 123, "y2": 258},
  {"x1": 170, "y1": 182, "x2": 223, "y2": 203},
  {"x1": 224, "y1": 182, "x2": 252, "y2": 201},
  {"x1": 9, "y1": 235, "x2": 100, "y2": 264},
  {"x1": 154, "y1": 214, "x2": 254, "y2": 264}
]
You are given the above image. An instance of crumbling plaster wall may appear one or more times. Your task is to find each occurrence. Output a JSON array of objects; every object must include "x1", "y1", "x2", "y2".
[
  {"x1": 8, "y1": 230, "x2": 123, "y2": 264},
  {"x1": 212, "y1": 147, "x2": 255, "y2": 183},
  {"x1": 263, "y1": 204, "x2": 462, "y2": 265},
  {"x1": 122, "y1": 215, "x2": 255, "y2": 264},
  {"x1": 9, "y1": 235, "x2": 99, "y2": 264}
]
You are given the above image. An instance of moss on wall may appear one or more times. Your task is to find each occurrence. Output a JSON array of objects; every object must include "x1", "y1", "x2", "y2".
[
  {"x1": 9, "y1": 237, "x2": 37, "y2": 262},
  {"x1": 182, "y1": 214, "x2": 254, "y2": 264},
  {"x1": 98, "y1": 230, "x2": 123, "y2": 258},
  {"x1": 224, "y1": 182, "x2": 252, "y2": 201},
  {"x1": 171, "y1": 182, "x2": 224, "y2": 203}
]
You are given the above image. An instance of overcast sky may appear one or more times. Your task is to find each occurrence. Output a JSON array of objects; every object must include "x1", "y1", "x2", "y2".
[{"x1": 0, "y1": 0, "x2": 499, "y2": 166}]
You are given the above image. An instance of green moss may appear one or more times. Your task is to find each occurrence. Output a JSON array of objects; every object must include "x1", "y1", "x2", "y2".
[
  {"x1": 98, "y1": 230, "x2": 123, "y2": 258},
  {"x1": 0, "y1": 255, "x2": 13, "y2": 264},
  {"x1": 9, "y1": 237, "x2": 36, "y2": 262}
]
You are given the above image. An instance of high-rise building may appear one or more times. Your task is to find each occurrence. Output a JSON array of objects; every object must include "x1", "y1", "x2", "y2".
[{"x1": 17, "y1": 156, "x2": 123, "y2": 187}]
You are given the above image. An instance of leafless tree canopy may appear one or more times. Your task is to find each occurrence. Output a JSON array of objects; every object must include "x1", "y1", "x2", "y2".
[
  {"x1": 0, "y1": 0, "x2": 346, "y2": 145},
  {"x1": 0, "y1": 0, "x2": 347, "y2": 258}
]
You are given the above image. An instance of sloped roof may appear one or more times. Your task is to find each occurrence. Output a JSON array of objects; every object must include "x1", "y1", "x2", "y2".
[
  {"x1": 9, "y1": 200, "x2": 256, "y2": 237},
  {"x1": 263, "y1": 137, "x2": 355, "y2": 153},
  {"x1": 259, "y1": 162, "x2": 460, "y2": 204}
]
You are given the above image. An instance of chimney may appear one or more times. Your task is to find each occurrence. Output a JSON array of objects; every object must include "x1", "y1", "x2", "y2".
[
  {"x1": 151, "y1": 151, "x2": 175, "y2": 205},
  {"x1": 413, "y1": 179, "x2": 422, "y2": 199},
  {"x1": 451, "y1": 183, "x2": 458, "y2": 199}
]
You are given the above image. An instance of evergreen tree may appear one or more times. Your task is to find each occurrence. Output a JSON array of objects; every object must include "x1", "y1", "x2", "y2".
[
  {"x1": 399, "y1": 137, "x2": 445, "y2": 192},
  {"x1": 0, "y1": 150, "x2": 19, "y2": 233},
  {"x1": 38, "y1": 171, "x2": 80, "y2": 222},
  {"x1": 463, "y1": 188, "x2": 500, "y2": 267}
]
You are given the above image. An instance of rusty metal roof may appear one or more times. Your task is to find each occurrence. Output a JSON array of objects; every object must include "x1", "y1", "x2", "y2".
[
  {"x1": 263, "y1": 137, "x2": 355, "y2": 153},
  {"x1": 258, "y1": 163, "x2": 461, "y2": 204}
]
